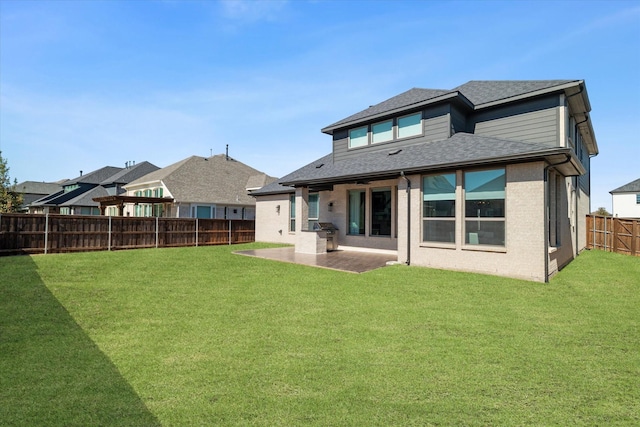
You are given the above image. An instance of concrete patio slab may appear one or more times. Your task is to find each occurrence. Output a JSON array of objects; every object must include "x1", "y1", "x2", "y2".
[{"x1": 235, "y1": 246, "x2": 398, "y2": 273}]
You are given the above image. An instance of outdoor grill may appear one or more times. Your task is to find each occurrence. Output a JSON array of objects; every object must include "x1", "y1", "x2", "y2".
[{"x1": 316, "y1": 222, "x2": 338, "y2": 251}]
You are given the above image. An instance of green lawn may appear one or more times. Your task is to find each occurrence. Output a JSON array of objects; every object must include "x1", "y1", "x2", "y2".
[{"x1": 1, "y1": 244, "x2": 639, "y2": 426}]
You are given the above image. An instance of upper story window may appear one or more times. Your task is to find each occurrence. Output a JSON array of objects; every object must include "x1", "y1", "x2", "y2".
[
  {"x1": 636, "y1": 194, "x2": 640, "y2": 204},
  {"x1": 349, "y1": 126, "x2": 368, "y2": 148},
  {"x1": 347, "y1": 112, "x2": 423, "y2": 149},
  {"x1": 372, "y1": 120, "x2": 393, "y2": 144},
  {"x1": 397, "y1": 112, "x2": 422, "y2": 139}
]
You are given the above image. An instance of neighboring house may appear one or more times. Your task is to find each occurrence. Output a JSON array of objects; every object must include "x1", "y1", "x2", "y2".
[
  {"x1": 253, "y1": 80, "x2": 598, "y2": 282},
  {"x1": 15, "y1": 180, "x2": 66, "y2": 212},
  {"x1": 610, "y1": 178, "x2": 640, "y2": 218},
  {"x1": 29, "y1": 162, "x2": 159, "y2": 215},
  {"x1": 118, "y1": 154, "x2": 276, "y2": 219}
]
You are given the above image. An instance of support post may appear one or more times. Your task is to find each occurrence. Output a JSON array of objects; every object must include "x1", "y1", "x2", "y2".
[
  {"x1": 195, "y1": 218, "x2": 198, "y2": 247},
  {"x1": 108, "y1": 215, "x2": 112, "y2": 251},
  {"x1": 228, "y1": 220, "x2": 232, "y2": 245},
  {"x1": 44, "y1": 213, "x2": 49, "y2": 254},
  {"x1": 155, "y1": 216, "x2": 159, "y2": 249}
]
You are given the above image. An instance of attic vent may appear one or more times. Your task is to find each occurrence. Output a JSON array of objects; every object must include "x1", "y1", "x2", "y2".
[
  {"x1": 315, "y1": 163, "x2": 324, "y2": 169},
  {"x1": 388, "y1": 149, "x2": 402, "y2": 156}
]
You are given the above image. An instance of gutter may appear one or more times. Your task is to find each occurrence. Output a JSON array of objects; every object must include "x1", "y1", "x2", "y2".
[
  {"x1": 543, "y1": 153, "x2": 573, "y2": 283},
  {"x1": 400, "y1": 171, "x2": 411, "y2": 265}
]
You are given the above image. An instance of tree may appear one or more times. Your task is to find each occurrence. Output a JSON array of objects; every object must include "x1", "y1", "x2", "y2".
[
  {"x1": 592, "y1": 207, "x2": 611, "y2": 216},
  {"x1": 0, "y1": 151, "x2": 23, "y2": 213}
]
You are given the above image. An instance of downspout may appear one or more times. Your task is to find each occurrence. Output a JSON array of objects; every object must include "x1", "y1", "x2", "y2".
[
  {"x1": 544, "y1": 154, "x2": 573, "y2": 283},
  {"x1": 572, "y1": 114, "x2": 589, "y2": 258},
  {"x1": 400, "y1": 171, "x2": 411, "y2": 265}
]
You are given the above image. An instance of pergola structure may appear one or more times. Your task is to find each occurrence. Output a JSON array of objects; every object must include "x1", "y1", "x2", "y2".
[{"x1": 92, "y1": 195, "x2": 174, "y2": 216}]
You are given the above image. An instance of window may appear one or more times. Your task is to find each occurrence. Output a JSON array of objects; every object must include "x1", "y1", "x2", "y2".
[
  {"x1": 422, "y1": 173, "x2": 456, "y2": 243},
  {"x1": 371, "y1": 188, "x2": 392, "y2": 236},
  {"x1": 372, "y1": 120, "x2": 393, "y2": 144},
  {"x1": 60, "y1": 207, "x2": 70, "y2": 215},
  {"x1": 135, "y1": 190, "x2": 142, "y2": 197},
  {"x1": 308, "y1": 193, "x2": 319, "y2": 229},
  {"x1": 194, "y1": 206, "x2": 212, "y2": 219},
  {"x1": 349, "y1": 126, "x2": 368, "y2": 148},
  {"x1": 154, "y1": 188, "x2": 163, "y2": 197},
  {"x1": 289, "y1": 194, "x2": 296, "y2": 232},
  {"x1": 464, "y1": 168, "x2": 505, "y2": 246},
  {"x1": 637, "y1": 194, "x2": 640, "y2": 204},
  {"x1": 398, "y1": 112, "x2": 422, "y2": 139},
  {"x1": 348, "y1": 190, "x2": 366, "y2": 235},
  {"x1": 144, "y1": 189, "x2": 153, "y2": 197}
]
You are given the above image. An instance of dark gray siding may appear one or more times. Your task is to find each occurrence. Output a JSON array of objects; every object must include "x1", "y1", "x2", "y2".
[
  {"x1": 450, "y1": 104, "x2": 467, "y2": 134},
  {"x1": 333, "y1": 105, "x2": 451, "y2": 163},
  {"x1": 471, "y1": 95, "x2": 561, "y2": 147}
]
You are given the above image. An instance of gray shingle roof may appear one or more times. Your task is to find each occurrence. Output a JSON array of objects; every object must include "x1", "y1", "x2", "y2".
[
  {"x1": 278, "y1": 133, "x2": 578, "y2": 187},
  {"x1": 64, "y1": 166, "x2": 123, "y2": 185},
  {"x1": 127, "y1": 154, "x2": 269, "y2": 205},
  {"x1": 610, "y1": 178, "x2": 640, "y2": 194},
  {"x1": 323, "y1": 88, "x2": 455, "y2": 131},
  {"x1": 322, "y1": 80, "x2": 581, "y2": 133},
  {"x1": 454, "y1": 80, "x2": 577, "y2": 106},
  {"x1": 100, "y1": 161, "x2": 159, "y2": 185}
]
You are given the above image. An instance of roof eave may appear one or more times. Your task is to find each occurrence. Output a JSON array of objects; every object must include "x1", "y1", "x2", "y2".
[{"x1": 280, "y1": 148, "x2": 584, "y2": 187}]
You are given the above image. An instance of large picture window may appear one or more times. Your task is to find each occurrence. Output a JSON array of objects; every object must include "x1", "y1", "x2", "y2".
[
  {"x1": 464, "y1": 168, "x2": 505, "y2": 246},
  {"x1": 348, "y1": 190, "x2": 365, "y2": 235},
  {"x1": 422, "y1": 173, "x2": 456, "y2": 243},
  {"x1": 349, "y1": 126, "x2": 368, "y2": 148},
  {"x1": 371, "y1": 188, "x2": 392, "y2": 236},
  {"x1": 397, "y1": 112, "x2": 422, "y2": 139}
]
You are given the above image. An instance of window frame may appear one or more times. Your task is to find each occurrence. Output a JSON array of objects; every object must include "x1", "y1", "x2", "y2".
[
  {"x1": 348, "y1": 189, "x2": 366, "y2": 235},
  {"x1": 348, "y1": 126, "x2": 369, "y2": 149},
  {"x1": 289, "y1": 194, "x2": 296, "y2": 232},
  {"x1": 371, "y1": 119, "x2": 393, "y2": 144},
  {"x1": 422, "y1": 172, "x2": 457, "y2": 244},
  {"x1": 370, "y1": 187, "x2": 392, "y2": 236},
  {"x1": 397, "y1": 112, "x2": 423, "y2": 139},
  {"x1": 463, "y1": 167, "x2": 506, "y2": 247}
]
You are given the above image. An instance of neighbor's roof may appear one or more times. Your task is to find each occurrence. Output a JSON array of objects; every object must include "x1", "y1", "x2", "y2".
[
  {"x1": 15, "y1": 181, "x2": 64, "y2": 195},
  {"x1": 127, "y1": 154, "x2": 272, "y2": 205},
  {"x1": 610, "y1": 178, "x2": 640, "y2": 194},
  {"x1": 275, "y1": 133, "x2": 584, "y2": 188},
  {"x1": 100, "y1": 161, "x2": 160, "y2": 185},
  {"x1": 60, "y1": 186, "x2": 109, "y2": 207},
  {"x1": 64, "y1": 166, "x2": 123, "y2": 185}
]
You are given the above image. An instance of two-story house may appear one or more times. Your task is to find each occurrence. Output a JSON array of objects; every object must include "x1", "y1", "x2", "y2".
[{"x1": 253, "y1": 80, "x2": 598, "y2": 282}]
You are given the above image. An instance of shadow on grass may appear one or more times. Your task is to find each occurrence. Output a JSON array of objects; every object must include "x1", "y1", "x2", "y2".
[{"x1": 0, "y1": 256, "x2": 160, "y2": 426}]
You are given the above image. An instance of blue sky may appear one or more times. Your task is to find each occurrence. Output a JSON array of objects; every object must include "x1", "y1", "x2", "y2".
[{"x1": 1, "y1": 0, "x2": 638, "y2": 211}]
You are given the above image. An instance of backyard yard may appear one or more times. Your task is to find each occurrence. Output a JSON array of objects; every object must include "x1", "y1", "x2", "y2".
[{"x1": 1, "y1": 243, "x2": 638, "y2": 426}]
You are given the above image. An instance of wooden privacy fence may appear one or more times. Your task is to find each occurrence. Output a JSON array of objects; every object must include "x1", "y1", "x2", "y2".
[
  {"x1": 586, "y1": 215, "x2": 640, "y2": 257},
  {"x1": 0, "y1": 213, "x2": 255, "y2": 256}
]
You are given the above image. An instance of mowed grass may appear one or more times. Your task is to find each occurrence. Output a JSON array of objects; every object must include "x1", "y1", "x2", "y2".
[{"x1": 1, "y1": 244, "x2": 639, "y2": 426}]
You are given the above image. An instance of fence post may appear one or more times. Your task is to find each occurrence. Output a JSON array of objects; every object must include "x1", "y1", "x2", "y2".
[
  {"x1": 108, "y1": 215, "x2": 112, "y2": 251},
  {"x1": 195, "y1": 218, "x2": 198, "y2": 247},
  {"x1": 592, "y1": 215, "x2": 596, "y2": 250},
  {"x1": 603, "y1": 216, "x2": 608, "y2": 251},
  {"x1": 229, "y1": 220, "x2": 232, "y2": 245},
  {"x1": 155, "y1": 216, "x2": 159, "y2": 249},
  {"x1": 612, "y1": 217, "x2": 618, "y2": 253},
  {"x1": 44, "y1": 213, "x2": 49, "y2": 255}
]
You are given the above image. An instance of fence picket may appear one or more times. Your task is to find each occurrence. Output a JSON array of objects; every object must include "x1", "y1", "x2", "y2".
[
  {"x1": 0, "y1": 214, "x2": 255, "y2": 255},
  {"x1": 586, "y1": 215, "x2": 640, "y2": 257}
]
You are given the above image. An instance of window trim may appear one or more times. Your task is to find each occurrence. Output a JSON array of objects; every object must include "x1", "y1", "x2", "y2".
[
  {"x1": 422, "y1": 172, "x2": 457, "y2": 245},
  {"x1": 462, "y1": 167, "x2": 506, "y2": 248},
  {"x1": 397, "y1": 112, "x2": 423, "y2": 140},
  {"x1": 371, "y1": 119, "x2": 393, "y2": 144},
  {"x1": 348, "y1": 126, "x2": 369, "y2": 149}
]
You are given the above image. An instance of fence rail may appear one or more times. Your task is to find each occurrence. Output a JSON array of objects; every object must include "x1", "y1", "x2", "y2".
[
  {"x1": 0, "y1": 213, "x2": 254, "y2": 256},
  {"x1": 586, "y1": 215, "x2": 640, "y2": 257}
]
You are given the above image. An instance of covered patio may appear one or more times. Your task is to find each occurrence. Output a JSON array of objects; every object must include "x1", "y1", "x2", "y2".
[{"x1": 235, "y1": 246, "x2": 398, "y2": 273}]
